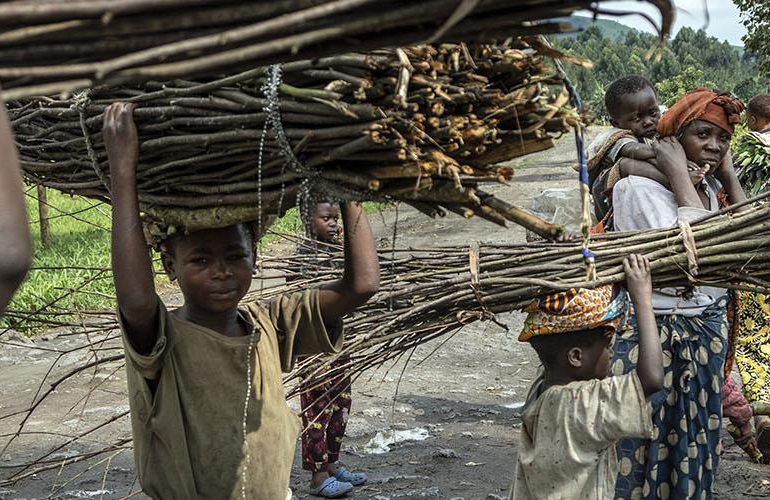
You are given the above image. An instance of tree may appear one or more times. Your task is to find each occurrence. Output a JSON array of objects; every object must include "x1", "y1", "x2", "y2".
[
  {"x1": 734, "y1": 77, "x2": 768, "y2": 101},
  {"x1": 655, "y1": 66, "x2": 716, "y2": 107},
  {"x1": 734, "y1": 0, "x2": 770, "y2": 77},
  {"x1": 551, "y1": 15, "x2": 766, "y2": 118}
]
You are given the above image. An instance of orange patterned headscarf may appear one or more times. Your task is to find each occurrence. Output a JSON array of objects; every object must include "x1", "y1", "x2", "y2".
[
  {"x1": 518, "y1": 285, "x2": 628, "y2": 342},
  {"x1": 657, "y1": 88, "x2": 745, "y2": 137}
]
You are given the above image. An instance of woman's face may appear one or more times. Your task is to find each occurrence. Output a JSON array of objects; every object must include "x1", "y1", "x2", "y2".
[{"x1": 679, "y1": 119, "x2": 731, "y2": 174}]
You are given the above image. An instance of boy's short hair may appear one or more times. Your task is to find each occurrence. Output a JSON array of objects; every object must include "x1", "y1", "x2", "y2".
[
  {"x1": 298, "y1": 197, "x2": 333, "y2": 228},
  {"x1": 748, "y1": 94, "x2": 770, "y2": 120},
  {"x1": 298, "y1": 197, "x2": 332, "y2": 215},
  {"x1": 530, "y1": 327, "x2": 612, "y2": 367},
  {"x1": 160, "y1": 222, "x2": 256, "y2": 255},
  {"x1": 604, "y1": 75, "x2": 655, "y2": 118}
]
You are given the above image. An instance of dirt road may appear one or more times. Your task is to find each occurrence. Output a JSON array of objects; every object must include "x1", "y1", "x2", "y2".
[{"x1": 0, "y1": 130, "x2": 767, "y2": 499}]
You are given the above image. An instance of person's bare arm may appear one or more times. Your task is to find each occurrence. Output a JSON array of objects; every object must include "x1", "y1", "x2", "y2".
[
  {"x1": 317, "y1": 202, "x2": 379, "y2": 323},
  {"x1": 104, "y1": 103, "x2": 159, "y2": 354},
  {"x1": 714, "y1": 150, "x2": 750, "y2": 213},
  {"x1": 618, "y1": 158, "x2": 669, "y2": 186},
  {"x1": 624, "y1": 254, "x2": 663, "y2": 396},
  {"x1": 619, "y1": 142, "x2": 656, "y2": 161},
  {"x1": 0, "y1": 101, "x2": 32, "y2": 315},
  {"x1": 654, "y1": 137, "x2": 703, "y2": 208},
  {"x1": 618, "y1": 158, "x2": 708, "y2": 190}
]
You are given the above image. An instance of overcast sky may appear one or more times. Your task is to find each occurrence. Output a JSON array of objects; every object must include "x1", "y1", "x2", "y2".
[{"x1": 579, "y1": 0, "x2": 747, "y2": 46}]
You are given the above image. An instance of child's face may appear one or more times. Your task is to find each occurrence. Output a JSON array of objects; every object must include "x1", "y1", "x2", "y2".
[
  {"x1": 310, "y1": 203, "x2": 340, "y2": 243},
  {"x1": 162, "y1": 225, "x2": 254, "y2": 313},
  {"x1": 680, "y1": 119, "x2": 731, "y2": 172},
  {"x1": 610, "y1": 87, "x2": 660, "y2": 139},
  {"x1": 581, "y1": 335, "x2": 612, "y2": 380}
]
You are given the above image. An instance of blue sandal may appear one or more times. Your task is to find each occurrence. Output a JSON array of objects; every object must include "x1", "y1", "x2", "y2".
[
  {"x1": 334, "y1": 466, "x2": 367, "y2": 486},
  {"x1": 310, "y1": 477, "x2": 353, "y2": 498}
]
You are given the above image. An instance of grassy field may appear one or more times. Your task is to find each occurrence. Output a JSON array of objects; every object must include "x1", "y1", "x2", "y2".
[
  {"x1": 2, "y1": 188, "x2": 115, "y2": 333},
  {"x1": 2, "y1": 189, "x2": 385, "y2": 334}
]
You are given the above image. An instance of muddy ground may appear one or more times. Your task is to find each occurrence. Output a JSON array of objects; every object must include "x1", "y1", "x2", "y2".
[{"x1": 0, "y1": 130, "x2": 768, "y2": 499}]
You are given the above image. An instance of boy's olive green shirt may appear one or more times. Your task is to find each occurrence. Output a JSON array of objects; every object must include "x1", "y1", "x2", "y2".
[{"x1": 120, "y1": 289, "x2": 342, "y2": 500}]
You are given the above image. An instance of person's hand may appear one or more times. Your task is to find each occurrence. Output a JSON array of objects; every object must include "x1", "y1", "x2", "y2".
[
  {"x1": 102, "y1": 102, "x2": 138, "y2": 177},
  {"x1": 713, "y1": 150, "x2": 736, "y2": 182},
  {"x1": 624, "y1": 254, "x2": 652, "y2": 304},
  {"x1": 653, "y1": 137, "x2": 688, "y2": 177},
  {"x1": 688, "y1": 161, "x2": 708, "y2": 186},
  {"x1": 555, "y1": 229, "x2": 578, "y2": 242}
]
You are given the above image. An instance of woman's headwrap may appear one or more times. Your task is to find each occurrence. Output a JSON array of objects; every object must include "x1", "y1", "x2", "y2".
[
  {"x1": 518, "y1": 285, "x2": 628, "y2": 342},
  {"x1": 657, "y1": 87, "x2": 745, "y2": 137}
]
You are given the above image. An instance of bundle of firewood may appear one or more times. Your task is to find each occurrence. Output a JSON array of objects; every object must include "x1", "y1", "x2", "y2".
[
  {"x1": 10, "y1": 40, "x2": 581, "y2": 240},
  {"x1": 0, "y1": 0, "x2": 674, "y2": 99},
  {"x1": 275, "y1": 201, "x2": 770, "y2": 392},
  {"x1": 3, "y1": 199, "x2": 765, "y2": 486},
  {"x1": 6, "y1": 201, "x2": 768, "y2": 394}
]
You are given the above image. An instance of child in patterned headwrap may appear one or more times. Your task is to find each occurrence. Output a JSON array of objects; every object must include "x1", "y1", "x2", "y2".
[{"x1": 509, "y1": 255, "x2": 662, "y2": 500}]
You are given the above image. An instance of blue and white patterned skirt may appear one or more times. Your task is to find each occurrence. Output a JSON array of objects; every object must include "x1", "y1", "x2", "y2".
[{"x1": 612, "y1": 297, "x2": 728, "y2": 500}]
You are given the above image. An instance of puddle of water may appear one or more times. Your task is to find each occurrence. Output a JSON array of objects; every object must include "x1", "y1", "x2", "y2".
[
  {"x1": 363, "y1": 427, "x2": 429, "y2": 454},
  {"x1": 54, "y1": 490, "x2": 114, "y2": 499},
  {"x1": 49, "y1": 450, "x2": 81, "y2": 460}
]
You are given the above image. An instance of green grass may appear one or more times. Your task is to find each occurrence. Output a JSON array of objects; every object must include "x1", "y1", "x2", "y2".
[
  {"x1": 3, "y1": 192, "x2": 391, "y2": 333},
  {"x1": 2, "y1": 189, "x2": 115, "y2": 333}
]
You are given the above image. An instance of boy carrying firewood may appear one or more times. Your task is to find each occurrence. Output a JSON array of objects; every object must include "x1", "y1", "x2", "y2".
[
  {"x1": 104, "y1": 102, "x2": 379, "y2": 499},
  {"x1": 510, "y1": 255, "x2": 662, "y2": 499}
]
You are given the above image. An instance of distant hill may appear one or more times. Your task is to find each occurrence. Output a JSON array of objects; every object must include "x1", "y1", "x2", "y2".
[
  {"x1": 555, "y1": 15, "x2": 635, "y2": 41},
  {"x1": 557, "y1": 15, "x2": 743, "y2": 52}
]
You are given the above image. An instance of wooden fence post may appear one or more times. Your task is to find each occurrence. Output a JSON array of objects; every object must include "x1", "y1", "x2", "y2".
[{"x1": 37, "y1": 184, "x2": 50, "y2": 248}]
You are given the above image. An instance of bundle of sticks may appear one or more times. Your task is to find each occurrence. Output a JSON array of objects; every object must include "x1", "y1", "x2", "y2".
[
  {"x1": 276, "y1": 200, "x2": 770, "y2": 393},
  {"x1": 10, "y1": 40, "x2": 581, "y2": 241},
  {"x1": 2, "y1": 200, "x2": 766, "y2": 484},
  {"x1": 0, "y1": 0, "x2": 674, "y2": 99}
]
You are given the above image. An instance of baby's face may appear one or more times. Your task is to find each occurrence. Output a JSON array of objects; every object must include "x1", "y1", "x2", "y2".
[{"x1": 610, "y1": 87, "x2": 660, "y2": 139}]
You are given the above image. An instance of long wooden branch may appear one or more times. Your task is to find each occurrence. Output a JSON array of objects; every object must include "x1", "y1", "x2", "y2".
[{"x1": 0, "y1": 0, "x2": 674, "y2": 97}]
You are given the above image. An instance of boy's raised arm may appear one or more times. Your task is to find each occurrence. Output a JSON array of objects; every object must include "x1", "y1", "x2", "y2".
[
  {"x1": 0, "y1": 100, "x2": 32, "y2": 315},
  {"x1": 104, "y1": 103, "x2": 159, "y2": 354},
  {"x1": 624, "y1": 254, "x2": 663, "y2": 396},
  {"x1": 318, "y1": 202, "x2": 379, "y2": 323}
]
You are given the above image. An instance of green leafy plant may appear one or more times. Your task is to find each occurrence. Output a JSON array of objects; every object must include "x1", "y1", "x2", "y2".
[{"x1": 735, "y1": 129, "x2": 770, "y2": 195}]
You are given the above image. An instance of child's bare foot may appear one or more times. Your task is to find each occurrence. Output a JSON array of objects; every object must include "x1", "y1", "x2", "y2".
[
  {"x1": 311, "y1": 471, "x2": 330, "y2": 488},
  {"x1": 756, "y1": 415, "x2": 770, "y2": 463}
]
